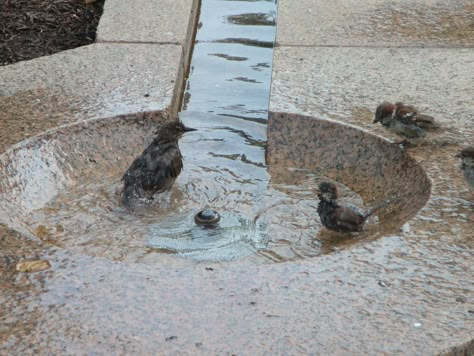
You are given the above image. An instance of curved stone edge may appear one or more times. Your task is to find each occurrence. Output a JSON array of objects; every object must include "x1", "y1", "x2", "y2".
[
  {"x1": 1, "y1": 110, "x2": 168, "y2": 158},
  {"x1": 438, "y1": 338, "x2": 474, "y2": 356},
  {"x1": 0, "y1": 110, "x2": 170, "y2": 239},
  {"x1": 267, "y1": 111, "x2": 432, "y2": 227}
]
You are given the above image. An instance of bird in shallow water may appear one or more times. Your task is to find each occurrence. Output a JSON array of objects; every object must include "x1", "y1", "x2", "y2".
[
  {"x1": 121, "y1": 120, "x2": 197, "y2": 206},
  {"x1": 317, "y1": 181, "x2": 395, "y2": 233},
  {"x1": 373, "y1": 101, "x2": 438, "y2": 146},
  {"x1": 456, "y1": 146, "x2": 474, "y2": 193}
]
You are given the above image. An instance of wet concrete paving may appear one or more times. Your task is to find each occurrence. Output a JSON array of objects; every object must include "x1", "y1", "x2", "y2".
[
  {"x1": 276, "y1": 0, "x2": 474, "y2": 47},
  {"x1": 0, "y1": 43, "x2": 181, "y2": 153},
  {"x1": 1, "y1": 0, "x2": 473, "y2": 354}
]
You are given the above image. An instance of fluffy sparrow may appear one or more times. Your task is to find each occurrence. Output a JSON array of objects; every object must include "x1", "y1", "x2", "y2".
[
  {"x1": 122, "y1": 120, "x2": 196, "y2": 206},
  {"x1": 374, "y1": 101, "x2": 437, "y2": 145},
  {"x1": 317, "y1": 182, "x2": 395, "y2": 233}
]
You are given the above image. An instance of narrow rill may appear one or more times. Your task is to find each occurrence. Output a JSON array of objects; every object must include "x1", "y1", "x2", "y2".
[{"x1": 181, "y1": 0, "x2": 277, "y2": 122}]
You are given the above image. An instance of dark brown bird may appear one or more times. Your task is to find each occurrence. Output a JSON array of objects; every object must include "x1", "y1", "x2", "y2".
[
  {"x1": 317, "y1": 182, "x2": 394, "y2": 233},
  {"x1": 374, "y1": 101, "x2": 438, "y2": 145},
  {"x1": 456, "y1": 146, "x2": 474, "y2": 192},
  {"x1": 121, "y1": 120, "x2": 196, "y2": 206},
  {"x1": 375, "y1": 101, "x2": 438, "y2": 129}
]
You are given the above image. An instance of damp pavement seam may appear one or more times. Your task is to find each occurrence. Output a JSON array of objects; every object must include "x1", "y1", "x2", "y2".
[{"x1": 275, "y1": 43, "x2": 474, "y2": 49}]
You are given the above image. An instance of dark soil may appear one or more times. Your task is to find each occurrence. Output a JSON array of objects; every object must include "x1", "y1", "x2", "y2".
[{"x1": 0, "y1": 0, "x2": 104, "y2": 66}]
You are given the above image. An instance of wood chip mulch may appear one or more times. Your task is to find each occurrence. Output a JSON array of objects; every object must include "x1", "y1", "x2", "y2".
[{"x1": 0, "y1": 0, "x2": 104, "y2": 66}]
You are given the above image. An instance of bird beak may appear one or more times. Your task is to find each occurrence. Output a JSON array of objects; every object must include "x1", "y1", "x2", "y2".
[{"x1": 184, "y1": 126, "x2": 197, "y2": 132}]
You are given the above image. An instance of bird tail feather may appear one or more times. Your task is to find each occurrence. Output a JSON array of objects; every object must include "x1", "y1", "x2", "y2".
[{"x1": 363, "y1": 197, "x2": 399, "y2": 219}]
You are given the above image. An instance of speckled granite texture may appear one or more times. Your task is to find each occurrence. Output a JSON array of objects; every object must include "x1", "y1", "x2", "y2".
[
  {"x1": 0, "y1": 0, "x2": 473, "y2": 354},
  {"x1": 268, "y1": 0, "x2": 474, "y2": 353},
  {"x1": 0, "y1": 111, "x2": 168, "y2": 235},
  {"x1": 276, "y1": 0, "x2": 474, "y2": 47},
  {"x1": 97, "y1": 0, "x2": 198, "y2": 45},
  {"x1": 267, "y1": 112, "x2": 431, "y2": 226},
  {"x1": 0, "y1": 43, "x2": 181, "y2": 153}
]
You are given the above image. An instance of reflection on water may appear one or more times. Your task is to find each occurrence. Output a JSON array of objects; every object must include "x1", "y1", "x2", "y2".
[
  {"x1": 24, "y1": 113, "x2": 384, "y2": 265},
  {"x1": 182, "y1": 0, "x2": 276, "y2": 122},
  {"x1": 225, "y1": 13, "x2": 276, "y2": 26}
]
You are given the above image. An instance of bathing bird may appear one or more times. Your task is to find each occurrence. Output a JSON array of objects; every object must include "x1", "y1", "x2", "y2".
[
  {"x1": 121, "y1": 120, "x2": 196, "y2": 206},
  {"x1": 373, "y1": 101, "x2": 438, "y2": 145},
  {"x1": 316, "y1": 181, "x2": 395, "y2": 233},
  {"x1": 456, "y1": 146, "x2": 474, "y2": 193}
]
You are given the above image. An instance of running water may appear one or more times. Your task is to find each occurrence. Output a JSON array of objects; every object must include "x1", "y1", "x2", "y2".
[{"x1": 182, "y1": 0, "x2": 276, "y2": 122}]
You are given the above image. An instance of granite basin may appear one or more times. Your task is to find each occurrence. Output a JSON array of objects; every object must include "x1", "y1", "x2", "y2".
[{"x1": 0, "y1": 111, "x2": 431, "y2": 263}]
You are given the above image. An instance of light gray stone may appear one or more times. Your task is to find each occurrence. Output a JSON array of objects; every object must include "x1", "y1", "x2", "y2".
[
  {"x1": 276, "y1": 0, "x2": 474, "y2": 47},
  {"x1": 97, "y1": 0, "x2": 198, "y2": 45},
  {"x1": 270, "y1": 46, "x2": 474, "y2": 138},
  {"x1": 0, "y1": 43, "x2": 182, "y2": 153},
  {"x1": 268, "y1": 34, "x2": 474, "y2": 356},
  {"x1": 0, "y1": 0, "x2": 473, "y2": 354}
]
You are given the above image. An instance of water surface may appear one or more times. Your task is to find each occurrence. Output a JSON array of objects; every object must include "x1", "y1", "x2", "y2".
[{"x1": 182, "y1": 0, "x2": 276, "y2": 122}]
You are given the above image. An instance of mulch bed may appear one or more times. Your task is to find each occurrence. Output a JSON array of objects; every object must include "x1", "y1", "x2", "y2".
[{"x1": 0, "y1": 0, "x2": 104, "y2": 66}]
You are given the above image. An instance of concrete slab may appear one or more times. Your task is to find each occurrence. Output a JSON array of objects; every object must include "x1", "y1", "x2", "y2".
[
  {"x1": 96, "y1": 0, "x2": 198, "y2": 45},
  {"x1": 0, "y1": 43, "x2": 182, "y2": 153},
  {"x1": 269, "y1": 45, "x2": 474, "y2": 355},
  {"x1": 270, "y1": 47, "x2": 474, "y2": 137},
  {"x1": 276, "y1": 0, "x2": 474, "y2": 47},
  {"x1": 0, "y1": 228, "x2": 472, "y2": 354}
]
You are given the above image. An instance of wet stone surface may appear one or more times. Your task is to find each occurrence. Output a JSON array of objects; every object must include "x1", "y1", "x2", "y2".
[
  {"x1": 0, "y1": 0, "x2": 473, "y2": 353},
  {"x1": 269, "y1": 5, "x2": 474, "y2": 349},
  {"x1": 0, "y1": 230, "x2": 472, "y2": 354},
  {"x1": 0, "y1": 43, "x2": 182, "y2": 153},
  {"x1": 0, "y1": 112, "x2": 430, "y2": 265},
  {"x1": 276, "y1": 0, "x2": 474, "y2": 47}
]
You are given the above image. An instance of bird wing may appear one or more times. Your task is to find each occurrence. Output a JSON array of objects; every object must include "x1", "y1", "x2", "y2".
[
  {"x1": 145, "y1": 142, "x2": 183, "y2": 178},
  {"x1": 122, "y1": 142, "x2": 183, "y2": 191},
  {"x1": 395, "y1": 104, "x2": 418, "y2": 124},
  {"x1": 395, "y1": 103, "x2": 436, "y2": 128},
  {"x1": 402, "y1": 124, "x2": 425, "y2": 139},
  {"x1": 333, "y1": 206, "x2": 365, "y2": 231},
  {"x1": 122, "y1": 154, "x2": 146, "y2": 182},
  {"x1": 413, "y1": 114, "x2": 437, "y2": 129}
]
